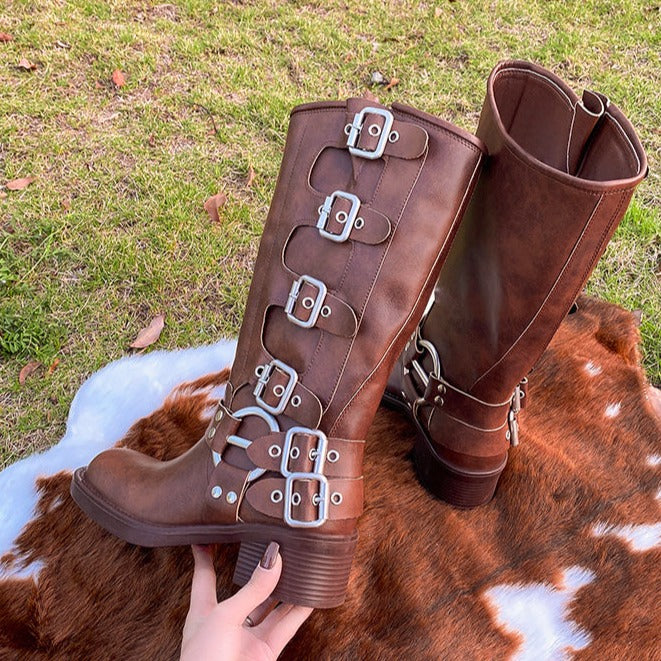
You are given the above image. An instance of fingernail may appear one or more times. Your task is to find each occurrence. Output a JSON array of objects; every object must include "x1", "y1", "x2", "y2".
[{"x1": 260, "y1": 541, "x2": 279, "y2": 570}]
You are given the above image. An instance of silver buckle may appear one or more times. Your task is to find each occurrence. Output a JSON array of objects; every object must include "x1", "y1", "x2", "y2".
[
  {"x1": 316, "y1": 190, "x2": 361, "y2": 243},
  {"x1": 346, "y1": 107, "x2": 394, "y2": 160},
  {"x1": 211, "y1": 405, "x2": 279, "y2": 482},
  {"x1": 285, "y1": 274, "x2": 328, "y2": 328},
  {"x1": 280, "y1": 427, "x2": 328, "y2": 477},
  {"x1": 253, "y1": 359, "x2": 298, "y2": 415},
  {"x1": 284, "y1": 472, "x2": 329, "y2": 528}
]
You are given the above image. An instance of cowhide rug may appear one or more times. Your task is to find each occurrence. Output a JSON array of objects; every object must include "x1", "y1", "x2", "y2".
[{"x1": 1, "y1": 296, "x2": 659, "y2": 660}]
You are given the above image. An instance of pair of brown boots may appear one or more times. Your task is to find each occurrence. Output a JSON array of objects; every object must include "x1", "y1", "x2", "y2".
[{"x1": 70, "y1": 60, "x2": 647, "y2": 609}]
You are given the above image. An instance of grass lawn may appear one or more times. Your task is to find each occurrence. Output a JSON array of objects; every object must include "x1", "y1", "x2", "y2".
[{"x1": 1, "y1": 0, "x2": 659, "y2": 468}]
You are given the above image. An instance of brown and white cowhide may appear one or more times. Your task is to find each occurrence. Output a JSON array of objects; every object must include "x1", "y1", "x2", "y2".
[{"x1": 1, "y1": 296, "x2": 659, "y2": 660}]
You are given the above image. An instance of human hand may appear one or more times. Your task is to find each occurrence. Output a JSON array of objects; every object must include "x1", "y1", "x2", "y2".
[{"x1": 180, "y1": 542, "x2": 313, "y2": 661}]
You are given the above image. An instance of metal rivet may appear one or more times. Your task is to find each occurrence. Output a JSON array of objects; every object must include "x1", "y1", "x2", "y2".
[
  {"x1": 291, "y1": 395, "x2": 301, "y2": 407},
  {"x1": 302, "y1": 296, "x2": 315, "y2": 309},
  {"x1": 268, "y1": 444, "x2": 282, "y2": 458},
  {"x1": 327, "y1": 449, "x2": 340, "y2": 463},
  {"x1": 320, "y1": 305, "x2": 331, "y2": 318},
  {"x1": 214, "y1": 409, "x2": 224, "y2": 422},
  {"x1": 270, "y1": 490, "x2": 283, "y2": 503},
  {"x1": 226, "y1": 491, "x2": 238, "y2": 504},
  {"x1": 331, "y1": 492, "x2": 343, "y2": 505},
  {"x1": 335, "y1": 210, "x2": 348, "y2": 224},
  {"x1": 207, "y1": 427, "x2": 216, "y2": 438},
  {"x1": 368, "y1": 123, "x2": 381, "y2": 136},
  {"x1": 211, "y1": 486, "x2": 222, "y2": 499},
  {"x1": 506, "y1": 430, "x2": 511, "y2": 440},
  {"x1": 273, "y1": 384, "x2": 285, "y2": 397},
  {"x1": 354, "y1": 216, "x2": 365, "y2": 229},
  {"x1": 434, "y1": 396, "x2": 444, "y2": 406},
  {"x1": 290, "y1": 446, "x2": 300, "y2": 459},
  {"x1": 291, "y1": 492, "x2": 301, "y2": 506},
  {"x1": 388, "y1": 130, "x2": 399, "y2": 143},
  {"x1": 255, "y1": 365, "x2": 264, "y2": 377},
  {"x1": 437, "y1": 384, "x2": 446, "y2": 394}
]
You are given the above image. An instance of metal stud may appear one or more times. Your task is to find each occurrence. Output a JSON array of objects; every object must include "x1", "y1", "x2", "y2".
[
  {"x1": 506, "y1": 430, "x2": 511, "y2": 441},
  {"x1": 214, "y1": 408, "x2": 224, "y2": 422},
  {"x1": 437, "y1": 384, "x2": 446, "y2": 394},
  {"x1": 331, "y1": 492, "x2": 343, "y2": 505},
  {"x1": 434, "y1": 396, "x2": 444, "y2": 406},
  {"x1": 226, "y1": 491, "x2": 238, "y2": 504},
  {"x1": 271, "y1": 490, "x2": 283, "y2": 503},
  {"x1": 207, "y1": 427, "x2": 216, "y2": 439},
  {"x1": 211, "y1": 486, "x2": 222, "y2": 499}
]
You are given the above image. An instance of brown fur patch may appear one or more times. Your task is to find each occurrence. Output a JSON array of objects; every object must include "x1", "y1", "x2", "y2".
[{"x1": 1, "y1": 299, "x2": 659, "y2": 660}]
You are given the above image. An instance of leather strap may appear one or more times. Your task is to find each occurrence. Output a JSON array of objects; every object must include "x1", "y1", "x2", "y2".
[
  {"x1": 246, "y1": 476, "x2": 364, "y2": 522},
  {"x1": 205, "y1": 403, "x2": 241, "y2": 451},
  {"x1": 206, "y1": 461, "x2": 251, "y2": 522},
  {"x1": 245, "y1": 431, "x2": 364, "y2": 478},
  {"x1": 270, "y1": 269, "x2": 358, "y2": 338},
  {"x1": 300, "y1": 197, "x2": 392, "y2": 245},
  {"x1": 335, "y1": 111, "x2": 428, "y2": 160}
]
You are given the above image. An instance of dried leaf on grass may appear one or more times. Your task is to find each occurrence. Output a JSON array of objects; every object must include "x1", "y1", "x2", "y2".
[
  {"x1": 245, "y1": 166, "x2": 256, "y2": 187},
  {"x1": 48, "y1": 358, "x2": 60, "y2": 375},
  {"x1": 6, "y1": 176, "x2": 36, "y2": 190},
  {"x1": 17, "y1": 58, "x2": 37, "y2": 70},
  {"x1": 19, "y1": 361, "x2": 41, "y2": 385},
  {"x1": 0, "y1": 33, "x2": 13, "y2": 42},
  {"x1": 111, "y1": 69, "x2": 126, "y2": 88},
  {"x1": 129, "y1": 314, "x2": 165, "y2": 349},
  {"x1": 204, "y1": 192, "x2": 228, "y2": 224},
  {"x1": 385, "y1": 77, "x2": 400, "y2": 91}
]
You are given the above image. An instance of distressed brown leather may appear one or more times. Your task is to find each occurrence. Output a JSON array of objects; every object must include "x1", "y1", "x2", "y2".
[
  {"x1": 71, "y1": 98, "x2": 485, "y2": 572},
  {"x1": 387, "y1": 60, "x2": 648, "y2": 498}
]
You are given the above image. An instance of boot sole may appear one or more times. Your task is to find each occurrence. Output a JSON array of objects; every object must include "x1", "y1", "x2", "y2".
[
  {"x1": 70, "y1": 468, "x2": 357, "y2": 608},
  {"x1": 381, "y1": 392, "x2": 506, "y2": 507}
]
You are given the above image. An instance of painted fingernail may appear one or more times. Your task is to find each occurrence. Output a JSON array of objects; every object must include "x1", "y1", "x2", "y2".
[{"x1": 260, "y1": 541, "x2": 279, "y2": 569}]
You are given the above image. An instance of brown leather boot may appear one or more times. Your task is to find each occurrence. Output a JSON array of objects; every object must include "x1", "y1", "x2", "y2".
[
  {"x1": 70, "y1": 98, "x2": 485, "y2": 607},
  {"x1": 385, "y1": 60, "x2": 648, "y2": 508}
]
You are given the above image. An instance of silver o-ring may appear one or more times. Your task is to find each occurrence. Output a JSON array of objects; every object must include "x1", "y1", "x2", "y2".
[
  {"x1": 268, "y1": 444, "x2": 282, "y2": 458},
  {"x1": 388, "y1": 130, "x2": 399, "y2": 143},
  {"x1": 368, "y1": 123, "x2": 381, "y2": 136},
  {"x1": 331, "y1": 492, "x2": 343, "y2": 505},
  {"x1": 270, "y1": 490, "x2": 283, "y2": 503},
  {"x1": 327, "y1": 449, "x2": 340, "y2": 463}
]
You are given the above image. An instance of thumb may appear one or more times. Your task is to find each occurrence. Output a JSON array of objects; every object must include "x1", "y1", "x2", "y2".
[{"x1": 225, "y1": 541, "x2": 282, "y2": 620}]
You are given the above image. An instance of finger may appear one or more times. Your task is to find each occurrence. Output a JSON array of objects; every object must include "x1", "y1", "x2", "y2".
[
  {"x1": 245, "y1": 595, "x2": 279, "y2": 627},
  {"x1": 224, "y1": 542, "x2": 282, "y2": 620},
  {"x1": 188, "y1": 545, "x2": 218, "y2": 616},
  {"x1": 260, "y1": 604, "x2": 313, "y2": 653}
]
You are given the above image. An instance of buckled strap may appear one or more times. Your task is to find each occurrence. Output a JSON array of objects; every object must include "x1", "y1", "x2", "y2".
[
  {"x1": 246, "y1": 476, "x2": 364, "y2": 521},
  {"x1": 335, "y1": 112, "x2": 428, "y2": 160},
  {"x1": 245, "y1": 431, "x2": 364, "y2": 478},
  {"x1": 205, "y1": 461, "x2": 251, "y2": 523},
  {"x1": 301, "y1": 198, "x2": 391, "y2": 245},
  {"x1": 271, "y1": 272, "x2": 358, "y2": 337},
  {"x1": 251, "y1": 352, "x2": 323, "y2": 428}
]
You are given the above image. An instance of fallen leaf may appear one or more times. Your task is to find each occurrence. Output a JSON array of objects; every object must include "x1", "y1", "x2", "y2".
[
  {"x1": 245, "y1": 165, "x2": 256, "y2": 187},
  {"x1": 61, "y1": 197, "x2": 71, "y2": 210},
  {"x1": 17, "y1": 57, "x2": 37, "y2": 70},
  {"x1": 19, "y1": 361, "x2": 41, "y2": 385},
  {"x1": 362, "y1": 89, "x2": 380, "y2": 103},
  {"x1": 0, "y1": 32, "x2": 13, "y2": 42},
  {"x1": 204, "y1": 191, "x2": 228, "y2": 224},
  {"x1": 385, "y1": 77, "x2": 400, "y2": 91},
  {"x1": 111, "y1": 69, "x2": 126, "y2": 88},
  {"x1": 5, "y1": 176, "x2": 36, "y2": 190},
  {"x1": 129, "y1": 314, "x2": 165, "y2": 349},
  {"x1": 47, "y1": 357, "x2": 60, "y2": 374}
]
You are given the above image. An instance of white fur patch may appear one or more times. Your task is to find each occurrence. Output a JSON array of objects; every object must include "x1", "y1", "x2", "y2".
[
  {"x1": 584, "y1": 361, "x2": 602, "y2": 376},
  {"x1": 484, "y1": 566, "x2": 595, "y2": 660},
  {"x1": 592, "y1": 522, "x2": 661, "y2": 552},
  {"x1": 647, "y1": 454, "x2": 661, "y2": 467},
  {"x1": 604, "y1": 402, "x2": 621, "y2": 418}
]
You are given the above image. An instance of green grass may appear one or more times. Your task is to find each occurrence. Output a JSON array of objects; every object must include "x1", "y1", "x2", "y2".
[{"x1": 1, "y1": 0, "x2": 659, "y2": 468}]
